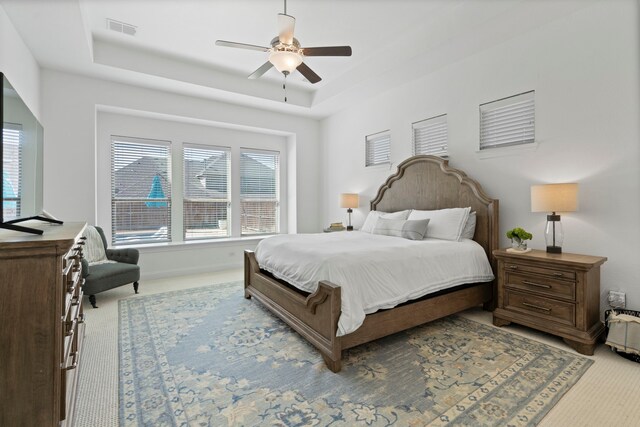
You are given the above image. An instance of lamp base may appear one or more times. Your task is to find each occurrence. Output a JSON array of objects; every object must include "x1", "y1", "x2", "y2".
[
  {"x1": 546, "y1": 246, "x2": 562, "y2": 254},
  {"x1": 346, "y1": 225, "x2": 354, "y2": 231}
]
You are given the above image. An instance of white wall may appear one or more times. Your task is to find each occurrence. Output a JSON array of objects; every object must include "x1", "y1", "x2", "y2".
[
  {"x1": 40, "y1": 69, "x2": 321, "y2": 279},
  {"x1": 0, "y1": 5, "x2": 40, "y2": 118},
  {"x1": 320, "y1": 2, "x2": 640, "y2": 309}
]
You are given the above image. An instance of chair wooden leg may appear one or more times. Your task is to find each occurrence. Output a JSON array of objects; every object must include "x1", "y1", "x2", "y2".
[
  {"x1": 133, "y1": 281, "x2": 139, "y2": 294},
  {"x1": 89, "y1": 294, "x2": 97, "y2": 309}
]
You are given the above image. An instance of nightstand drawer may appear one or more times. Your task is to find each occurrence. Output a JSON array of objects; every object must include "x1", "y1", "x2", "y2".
[
  {"x1": 503, "y1": 262, "x2": 575, "y2": 281},
  {"x1": 505, "y1": 272, "x2": 575, "y2": 301},
  {"x1": 504, "y1": 290, "x2": 575, "y2": 326}
]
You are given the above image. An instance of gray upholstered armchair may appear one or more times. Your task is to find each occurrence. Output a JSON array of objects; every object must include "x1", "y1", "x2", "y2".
[{"x1": 81, "y1": 226, "x2": 140, "y2": 308}]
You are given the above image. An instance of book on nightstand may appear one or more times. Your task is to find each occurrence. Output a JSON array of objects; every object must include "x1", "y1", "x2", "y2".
[{"x1": 324, "y1": 222, "x2": 345, "y2": 232}]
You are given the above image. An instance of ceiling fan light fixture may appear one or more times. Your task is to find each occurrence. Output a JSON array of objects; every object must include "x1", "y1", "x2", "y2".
[{"x1": 269, "y1": 49, "x2": 303, "y2": 74}]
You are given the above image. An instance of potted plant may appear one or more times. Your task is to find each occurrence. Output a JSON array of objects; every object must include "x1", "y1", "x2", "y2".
[{"x1": 506, "y1": 227, "x2": 533, "y2": 251}]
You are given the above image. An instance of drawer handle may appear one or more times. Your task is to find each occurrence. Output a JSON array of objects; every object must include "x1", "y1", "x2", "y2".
[
  {"x1": 508, "y1": 265, "x2": 518, "y2": 270},
  {"x1": 553, "y1": 272, "x2": 564, "y2": 277},
  {"x1": 522, "y1": 302, "x2": 551, "y2": 312},
  {"x1": 522, "y1": 280, "x2": 552, "y2": 289},
  {"x1": 66, "y1": 352, "x2": 79, "y2": 371}
]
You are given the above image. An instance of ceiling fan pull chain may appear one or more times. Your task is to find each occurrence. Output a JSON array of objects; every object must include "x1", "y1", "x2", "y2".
[{"x1": 283, "y1": 73, "x2": 288, "y2": 102}]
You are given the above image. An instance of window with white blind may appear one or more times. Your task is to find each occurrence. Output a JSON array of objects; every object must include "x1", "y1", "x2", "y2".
[
  {"x1": 183, "y1": 144, "x2": 230, "y2": 240},
  {"x1": 240, "y1": 149, "x2": 279, "y2": 236},
  {"x1": 413, "y1": 114, "x2": 448, "y2": 157},
  {"x1": 111, "y1": 136, "x2": 171, "y2": 245},
  {"x1": 2, "y1": 123, "x2": 22, "y2": 220},
  {"x1": 480, "y1": 91, "x2": 535, "y2": 150},
  {"x1": 365, "y1": 130, "x2": 391, "y2": 167}
]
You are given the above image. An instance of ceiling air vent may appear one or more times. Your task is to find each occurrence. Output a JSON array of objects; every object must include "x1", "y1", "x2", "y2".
[{"x1": 107, "y1": 18, "x2": 137, "y2": 36}]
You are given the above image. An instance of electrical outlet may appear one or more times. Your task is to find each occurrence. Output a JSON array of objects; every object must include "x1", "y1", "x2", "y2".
[{"x1": 608, "y1": 291, "x2": 626, "y2": 308}]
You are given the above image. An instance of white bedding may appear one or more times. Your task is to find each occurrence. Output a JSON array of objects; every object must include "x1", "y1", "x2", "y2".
[{"x1": 255, "y1": 231, "x2": 494, "y2": 336}]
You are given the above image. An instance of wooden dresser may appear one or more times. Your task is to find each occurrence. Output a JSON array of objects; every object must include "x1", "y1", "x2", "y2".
[
  {"x1": 0, "y1": 222, "x2": 86, "y2": 427},
  {"x1": 493, "y1": 248, "x2": 607, "y2": 355}
]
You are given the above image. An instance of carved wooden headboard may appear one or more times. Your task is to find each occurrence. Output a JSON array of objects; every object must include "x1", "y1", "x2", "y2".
[{"x1": 370, "y1": 155, "x2": 499, "y2": 264}]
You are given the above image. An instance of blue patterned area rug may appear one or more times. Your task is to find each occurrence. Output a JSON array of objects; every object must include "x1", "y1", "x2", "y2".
[{"x1": 119, "y1": 282, "x2": 592, "y2": 426}]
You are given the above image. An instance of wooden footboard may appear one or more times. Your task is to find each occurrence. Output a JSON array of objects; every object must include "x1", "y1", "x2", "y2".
[
  {"x1": 244, "y1": 250, "x2": 493, "y2": 373},
  {"x1": 244, "y1": 250, "x2": 344, "y2": 372}
]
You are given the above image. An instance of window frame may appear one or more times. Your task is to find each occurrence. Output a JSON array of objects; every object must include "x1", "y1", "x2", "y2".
[
  {"x1": 182, "y1": 143, "x2": 231, "y2": 241},
  {"x1": 239, "y1": 148, "x2": 280, "y2": 237},
  {"x1": 110, "y1": 135, "x2": 172, "y2": 245}
]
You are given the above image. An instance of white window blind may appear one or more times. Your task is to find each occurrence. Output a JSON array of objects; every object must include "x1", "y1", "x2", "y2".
[
  {"x1": 111, "y1": 136, "x2": 171, "y2": 245},
  {"x1": 413, "y1": 114, "x2": 448, "y2": 157},
  {"x1": 365, "y1": 130, "x2": 391, "y2": 167},
  {"x1": 2, "y1": 123, "x2": 22, "y2": 220},
  {"x1": 480, "y1": 91, "x2": 535, "y2": 150},
  {"x1": 240, "y1": 149, "x2": 279, "y2": 235},
  {"x1": 183, "y1": 144, "x2": 230, "y2": 240}
]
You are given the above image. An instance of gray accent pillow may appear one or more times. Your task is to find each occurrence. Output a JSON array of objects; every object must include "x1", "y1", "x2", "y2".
[{"x1": 372, "y1": 218, "x2": 430, "y2": 240}]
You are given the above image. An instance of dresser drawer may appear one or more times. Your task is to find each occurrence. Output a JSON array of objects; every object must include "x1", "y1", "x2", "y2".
[
  {"x1": 505, "y1": 272, "x2": 575, "y2": 301},
  {"x1": 503, "y1": 262, "x2": 575, "y2": 281},
  {"x1": 504, "y1": 289, "x2": 575, "y2": 326}
]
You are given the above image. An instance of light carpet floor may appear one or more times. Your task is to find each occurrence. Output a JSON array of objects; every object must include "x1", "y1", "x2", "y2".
[{"x1": 75, "y1": 270, "x2": 640, "y2": 427}]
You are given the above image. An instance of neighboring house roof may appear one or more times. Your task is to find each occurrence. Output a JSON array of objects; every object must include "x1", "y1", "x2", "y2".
[
  {"x1": 239, "y1": 153, "x2": 277, "y2": 198},
  {"x1": 113, "y1": 152, "x2": 276, "y2": 200},
  {"x1": 114, "y1": 156, "x2": 170, "y2": 199},
  {"x1": 186, "y1": 153, "x2": 228, "y2": 199}
]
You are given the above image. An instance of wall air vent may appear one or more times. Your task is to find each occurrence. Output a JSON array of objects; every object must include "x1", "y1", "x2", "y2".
[{"x1": 107, "y1": 18, "x2": 137, "y2": 36}]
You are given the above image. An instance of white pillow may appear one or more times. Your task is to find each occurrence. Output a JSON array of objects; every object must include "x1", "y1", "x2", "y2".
[
  {"x1": 361, "y1": 210, "x2": 411, "y2": 233},
  {"x1": 460, "y1": 211, "x2": 477, "y2": 239},
  {"x1": 408, "y1": 207, "x2": 471, "y2": 241}
]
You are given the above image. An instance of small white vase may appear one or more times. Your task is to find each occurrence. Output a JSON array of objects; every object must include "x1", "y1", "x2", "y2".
[{"x1": 511, "y1": 238, "x2": 528, "y2": 251}]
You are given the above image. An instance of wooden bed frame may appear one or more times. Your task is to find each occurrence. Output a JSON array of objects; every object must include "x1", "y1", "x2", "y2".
[{"x1": 244, "y1": 155, "x2": 499, "y2": 372}]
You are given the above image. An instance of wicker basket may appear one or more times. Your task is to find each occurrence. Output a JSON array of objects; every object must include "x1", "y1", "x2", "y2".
[{"x1": 605, "y1": 309, "x2": 640, "y2": 363}]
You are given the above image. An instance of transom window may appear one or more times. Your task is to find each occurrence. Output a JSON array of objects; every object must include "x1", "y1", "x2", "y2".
[
  {"x1": 413, "y1": 114, "x2": 448, "y2": 157},
  {"x1": 480, "y1": 91, "x2": 535, "y2": 150},
  {"x1": 365, "y1": 130, "x2": 391, "y2": 167}
]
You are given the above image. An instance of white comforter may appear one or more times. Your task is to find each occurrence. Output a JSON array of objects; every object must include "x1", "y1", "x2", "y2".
[{"x1": 255, "y1": 231, "x2": 494, "y2": 336}]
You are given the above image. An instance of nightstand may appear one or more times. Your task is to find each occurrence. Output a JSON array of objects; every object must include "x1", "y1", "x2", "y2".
[{"x1": 493, "y1": 249, "x2": 607, "y2": 355}]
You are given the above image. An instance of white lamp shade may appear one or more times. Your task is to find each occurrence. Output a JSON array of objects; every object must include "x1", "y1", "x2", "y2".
[
  {"x1": 340, "y1": 193, "x2": 359, "y2": 209},
  {"x1": 531, "y1": 183, "x2": 578, "y2": 213},
  {"x1": 269, "y1": 50, "x2": 303, "y2": 73}
]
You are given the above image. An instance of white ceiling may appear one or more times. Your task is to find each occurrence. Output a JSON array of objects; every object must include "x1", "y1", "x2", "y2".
[{"x1": 1, "y1": 0, "x2": 595, "y2": 118}]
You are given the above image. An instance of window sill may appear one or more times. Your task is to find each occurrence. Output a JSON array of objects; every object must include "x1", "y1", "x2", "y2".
[
  {"x1": 115, "y1": 235, "x2": 275, "y2": 253},
  {"x1": 476, "y1": 141, "x2": 539, "y2": 159}
]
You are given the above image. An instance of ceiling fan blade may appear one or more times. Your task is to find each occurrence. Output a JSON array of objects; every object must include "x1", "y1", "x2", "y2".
[
  {"x1": 277, "y1": 13, "x2": 296, "y2": 45},
  {"x1": 302, "y1": 46, "x2": 352, "y2": 57},
  {"x1": 248, "y1": 61, "x2": 274, "y2": 79},
  {"x1": 215, "y1": 40, "x2": 269, "y2": 52},
  {"x1": 297, "y1": 62, "x2": 321, "y2": 84}
]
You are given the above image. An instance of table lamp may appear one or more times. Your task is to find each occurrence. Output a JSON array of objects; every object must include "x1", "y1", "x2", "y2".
[
  {"x1": 531, "y1": 183, "x2": 578, "y2": 253},
  {"x1": 340, "y1": 193, "x2": 359, "y2": 231}
]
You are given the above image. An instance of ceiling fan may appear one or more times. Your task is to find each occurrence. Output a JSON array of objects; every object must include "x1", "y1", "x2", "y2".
[{"x1": 215, "y1": 0, "x2": 352, "y2": 84}]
